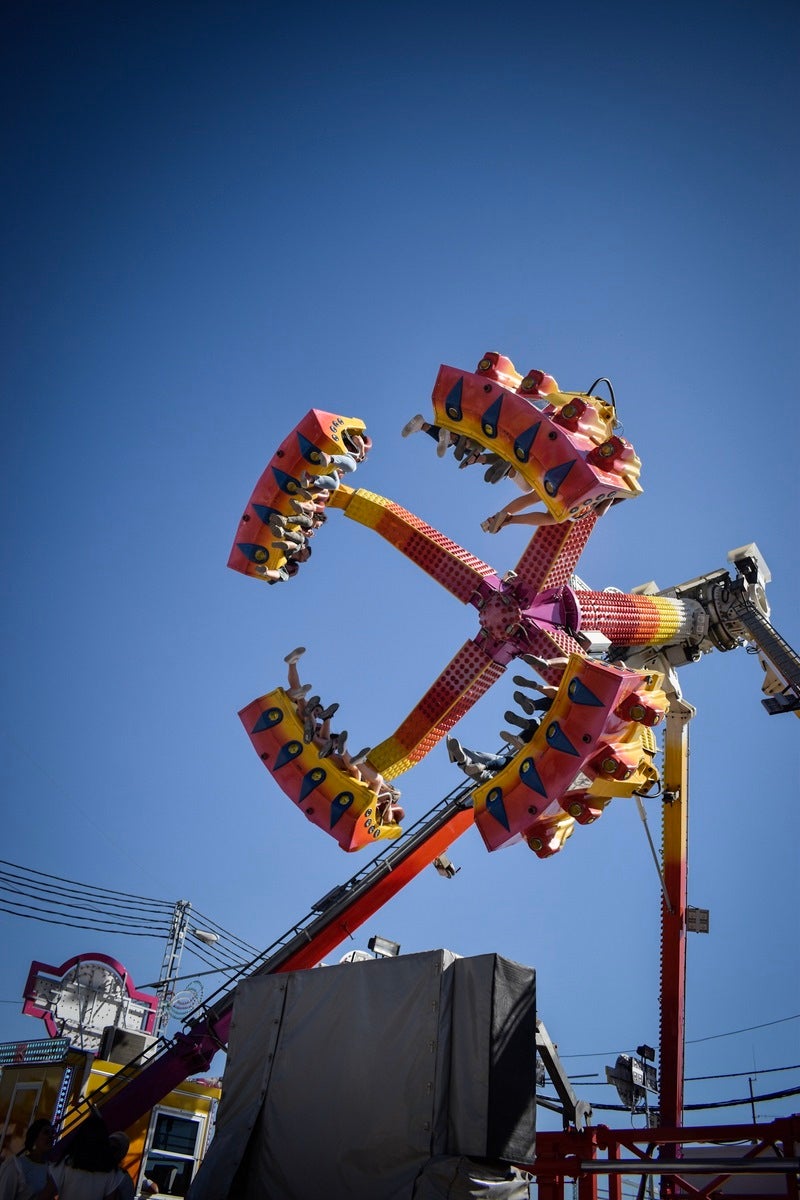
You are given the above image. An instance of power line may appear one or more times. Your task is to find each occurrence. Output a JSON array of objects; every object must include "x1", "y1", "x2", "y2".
[
  {"x1": 576, "y1": 1064, "x2": 800, "y2": 1087},
  {"x1": 191, "y1": 907, "x2": 260, "y2": 958},
  {"x1": 0, "y1": 885, "x2": 171, "y2": 930},
  {"x1": 682, "y1": 1085, "x2": 800, "y2": 1112},
  {"x1": 0, "y1": 904, "x2": 172, "y2": 937},
  {"x1": 687, "y1": 1063, "x2": 800, "y2": 1082},
  {"x1": 0, "y1": 860, "x2": 173, "y2": 911},
  {"x1": 687, "y1": 1014, "x2": 800, "y2": 1045},
  {"x1": 569, "y1": 1083, "x2": 800, "y2": 1113},
  {"x1": 560, "y1": 1014, "x2": 800, "y2": 1059},
  {"x1": 0, "y1": 860, "x2": 258, "y2": 961}
]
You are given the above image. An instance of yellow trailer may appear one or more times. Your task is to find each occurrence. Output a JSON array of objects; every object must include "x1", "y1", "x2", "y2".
[{"x1": 0, "y1": 1038, "x2": 220, "y2": 1197}]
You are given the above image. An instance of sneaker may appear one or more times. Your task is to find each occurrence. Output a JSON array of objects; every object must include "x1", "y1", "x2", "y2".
[
  {"x1": 336, "y1": 730, "x2": 348, "y2": 754},
  {"x1": 303, "y1": 714, "x2": 318, "y2": 743},
  {"x1": 513, "y1": 690, "x2": 536, "y2": 715},
  {"x1": 446, "y1": 736, "x2": 466, "y2": 764},
  {"x1": 287, "y1": 683, "x2": 312, "y2": 700},
  {"x1": 318, "y1": 737, "x2": 335, "y2": 758},
  {"x1": 485, "y1": 460, "x2": 511, "y2": 484},
  {"x1": 465, "y1": 764, "x2": 493, "y2": 783},
  {"x1": 277, "y1": 510, "x2": 310, "y2": 530},
  {"x1": 280, "y1": 526, "x2": 305, "y2": 543},
  {"x1": 290, "y1": 497, "x2": 309, "y2": 515},
  {"x1": 436, "y1": 426, "x2": 451, "y2": 457},
  {"x1": 318, "y1": 702, "x2": 339, "y2": 722},
  {"x1": 453, "y1": 434, "x2": 470, "y2": 461},
  {"x1": 284, "y1": 647, "x2": 306, "y2": 664},
  {"x1": 349, "y1": 746, "x2": 371, "y2": 765},
  {"x1": 401, "y1": 414, "x2": 426, "y2": 437},
  {"x1": 512, "y1": 675, "x2": 538, "y2": 689},
  {"x1": 272, "y1": 540, "x2": 295, "y2": 555},
  {"x1": 500, "y1": 730, "x2": 524, "y2": 751},
  {"x1": 504, "y1": 710, "x2": 529, "y2": 729},
  {"x1": 306, "y1": 695, "x2": 321, "y2": 713},
  {"x1": 522, "y1": 653, "x2": 551, "y2": 671}
]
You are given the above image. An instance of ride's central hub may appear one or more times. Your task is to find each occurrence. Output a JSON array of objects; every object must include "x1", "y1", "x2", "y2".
[
  {"x1": 478, "y1": 588, "x2": 527, "y2": 640},
  {"x1": 474, "y1": 580, "x2": 577, "y2": 654}
]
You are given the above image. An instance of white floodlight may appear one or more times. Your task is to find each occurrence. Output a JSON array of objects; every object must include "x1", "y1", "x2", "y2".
[{"x1": 367, "y1": 935, "x2": 401, "y2": 958}]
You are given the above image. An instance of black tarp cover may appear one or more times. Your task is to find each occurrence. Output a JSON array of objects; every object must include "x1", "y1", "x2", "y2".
[{"x1": 189, "y1": 950, "x2": 535, "y2": 1200}]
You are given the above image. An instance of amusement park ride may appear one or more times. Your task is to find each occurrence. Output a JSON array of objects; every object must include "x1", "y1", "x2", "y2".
[{"x1": 57, "y1": 352, "x2": 800, "y2": 1193}]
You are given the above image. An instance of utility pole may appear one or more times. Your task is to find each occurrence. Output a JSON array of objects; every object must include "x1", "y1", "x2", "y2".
[{"x1": 155, "y1": 900, "x2": 191, "y2": 1037}]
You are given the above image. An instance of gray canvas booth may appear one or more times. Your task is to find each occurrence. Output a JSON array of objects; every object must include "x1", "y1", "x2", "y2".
[{"x1": 189, "y1": 950, "x2": 536, "y2": 1200}]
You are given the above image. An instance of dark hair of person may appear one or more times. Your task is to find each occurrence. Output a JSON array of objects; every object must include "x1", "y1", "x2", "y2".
[
  {"x1": 67, "y1": 1111, "x2": 113, "y2": 1171},
  {"x1": 23, "y1": 1119, "x2": 53, "y2": 1153}
]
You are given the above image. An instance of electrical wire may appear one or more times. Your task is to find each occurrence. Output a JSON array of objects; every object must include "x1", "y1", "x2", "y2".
[
  {"x1": 0, "y1": 884, "x2": 171, "y2": 929},
  {"x1": 0, "y1": 860, "x2": 173, "y2": 910},
  {"x1": 687, "y1": 1063, "x2": 800, "y2": 1081},
  {"x1": 190, "y1": 907, "x2": 260, "y2": 958},
  {"x1": 687, "y1": 1014, "x2": 800, "y2": 1044},
  {"x1": 586, "y1": 377, "x2": 617, "y2": 412},
  {"x1": 577, "y1": 1063, "x2": 800, "y2": 1088},
  {"x1": 0, "y1": 904, "x2": 171, "y2": 936},
  {"x1": 552, "y1": 1083, "x2": 800, "y2": 1113},
  {"x1": 560, "y1": 1013, "x2": 800, "y2": 1058},
  {"x1": 137, "y1": 962, "x2": 254, "y2": 990},
  {"x1": 0, "y1": 860, "x2": 259, "y2": 961},
  {"x1": 187, "y1": 940, "x2": 250, "y2": 977}
]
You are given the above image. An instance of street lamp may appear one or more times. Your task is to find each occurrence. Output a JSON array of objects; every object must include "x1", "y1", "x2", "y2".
[{"x1": 192, "y1": 929, "x2": 220, "y2": 947}]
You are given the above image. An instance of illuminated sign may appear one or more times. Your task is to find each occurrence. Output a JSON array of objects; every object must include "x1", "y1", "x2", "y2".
[{"x1": 0, "y1": 1037, "x2": 71, "y2": 1065}]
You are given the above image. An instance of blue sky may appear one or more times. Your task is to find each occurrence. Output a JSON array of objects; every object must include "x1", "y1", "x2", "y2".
[{"x1": 2, "y1": 1, "x2": 798, "y2": 1130}]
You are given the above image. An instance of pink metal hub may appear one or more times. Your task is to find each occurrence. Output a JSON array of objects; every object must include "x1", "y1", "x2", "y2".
[
  {"x1": 478, "y1": 586, "x2": 526, "y2": 642},
  {"x1": 475, "y1": 580, "x2": 581, "y2": 664}
]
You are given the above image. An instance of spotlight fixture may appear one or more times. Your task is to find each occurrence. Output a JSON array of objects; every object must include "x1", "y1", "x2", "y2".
[{"x1": 367, "y1": 935, "x2": 401, "y2": 958}]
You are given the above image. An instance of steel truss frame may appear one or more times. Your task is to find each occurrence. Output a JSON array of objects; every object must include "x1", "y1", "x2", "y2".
[{"x1": 532, "y1": 1117, "x2": 800, "y2": 1200}]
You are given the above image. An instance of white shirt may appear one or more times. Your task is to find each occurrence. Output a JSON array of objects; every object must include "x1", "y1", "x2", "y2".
[
  {"x1": 0, "y1": 1153, "x2": 56, "y2": 1200},
  {"x1": 50, "y1": 1162, "x2": 124, "y2": 1199}
]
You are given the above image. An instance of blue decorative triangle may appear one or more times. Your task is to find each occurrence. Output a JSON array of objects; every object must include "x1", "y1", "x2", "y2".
[
  {"x1": 545, "y1": 722, "x2": 580, "y2": 756},
  {"x1": 236, "y1": 542, "x2": 270, "y2": 564},
  {"x1": 299, "y1": 767, "x2": 327, "y2": 802},
  {"x1": 513, "y1": 422, "x2": 541, "y2": 463},
  {"x1": 330, "y1": 791, "x2": 354, "y2": 827},
  {"x1": 251, "y1": 707, "x2": 284, "y2": 734},
  {"x1": 274, "y1": 740, "x2": 304, "y2": 770},
  {"x1": 567, "y1": 677, "x2": 606, "y2": 707},
  {"x1": 271, "y1": 467, "x2": 304, "y2": 495},
  {"x1": 543, "y1": 459, "x2": 576, "y2": 497},
  {"x1": 252, "y1": 503, "x2": 280, "y2": 525},
  {"x1": 296, "y1": 432, "x2": 324, "y2": 465},
  {"x1": 444, "y1": 377, "x2": 464, "y2": 421},
  {"x1": 481, "y1": 393, "x2": 504, "y2": 439},
  {"x1": 485, "y1": 786, "x2": 510, "y2": 830},
  {"x1": 519, "y1": 757, "x2": 548, "y2": 797}
]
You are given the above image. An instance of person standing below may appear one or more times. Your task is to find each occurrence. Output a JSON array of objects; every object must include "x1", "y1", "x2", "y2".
[
  {"x1": 0, "y1": 1120, "x2": 56, "y2": 1200},
  {"x1": 50, "y1": 1128, "x2": 126, "y2": 1200}
]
